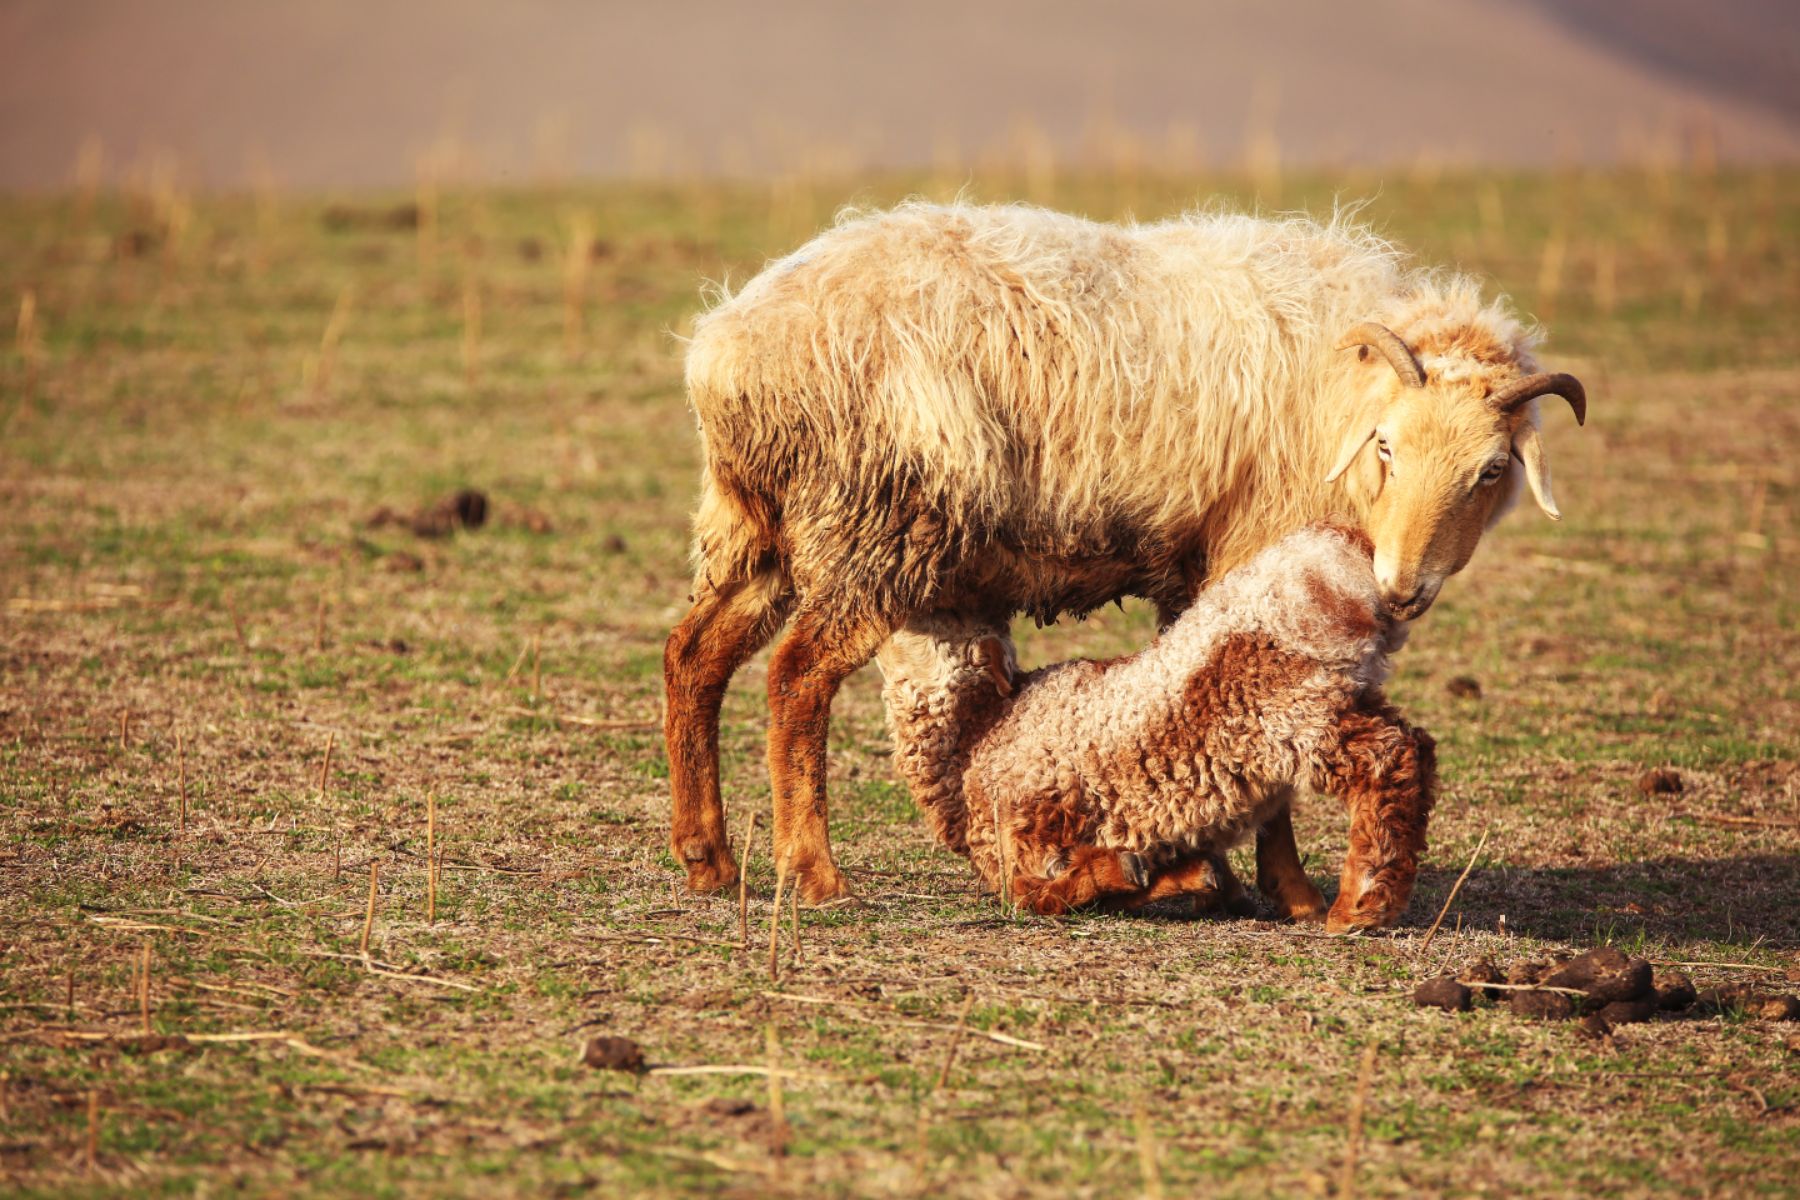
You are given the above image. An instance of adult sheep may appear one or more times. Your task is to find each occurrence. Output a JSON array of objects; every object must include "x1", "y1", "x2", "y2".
[{"x1": 665, "y1": 200, "x2": 1585, "y2": 907}]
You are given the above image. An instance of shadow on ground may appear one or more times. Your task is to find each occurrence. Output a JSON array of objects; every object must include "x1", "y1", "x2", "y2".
[
  {"x1": 979, "y1": 855, "x2": 1800, "y2": 950},
  {"x1": 1407, "y1": 854, "x2": 1800, "y2": 950}
]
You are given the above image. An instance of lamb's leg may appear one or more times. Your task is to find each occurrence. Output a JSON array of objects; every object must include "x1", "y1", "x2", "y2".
[
  {"x1": 1150, "y1": 587, "x2": 1261, "y2": 917},
  {"x1": 664, "y1": 567, "x2": 792, "y2": 893},
  {"x1": 1254, "y1": 801, "x2": 1329, "y2": 922},
  {"x1": 1107, "y1": 853, "x2": 1218, "y2": 913},
  {"x1": 1209, "y1": 852, "x2": 1260, "y2": 916},
  {"x1": 1014, "y1": 845, "x2": 1150, "y2": 915},
  {"x1": 1311, "y1": 704, "x2": 1437, "y2": 932},
  {"x1": 1099, "y1": 852, "x2": 1259, "y2": 915},
  {"x1": 766, "y1": 602, "x2": 895, "y2": 905}
]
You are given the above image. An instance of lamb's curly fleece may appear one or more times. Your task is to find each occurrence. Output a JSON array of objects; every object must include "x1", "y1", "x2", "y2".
[{"x1": 877, "y1": 520, "x2": 1437, "y2": 925}]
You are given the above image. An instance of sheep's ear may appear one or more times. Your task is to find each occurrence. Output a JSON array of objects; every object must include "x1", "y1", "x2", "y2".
[
  {"x1": 974, "y1": 637, "x2": 1014, "y2": 697},
  {"x1": 1511, "y1": 421, "x2": 1561, "y2": 520},
  {"x1": 1325, "y1": 426, "x2": 1376, "y2": 484}
]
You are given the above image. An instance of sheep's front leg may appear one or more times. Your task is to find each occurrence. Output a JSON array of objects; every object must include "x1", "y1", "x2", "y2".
[
  {"x1": 1312, "y1": 705, "x2": 1437, "y2": 932},
  {"x1": 1254, "y1": 801, "x2": 1329, "y2": 922},
  {"x1": 766, "y1": 603, "x2": 894, "y2": 905}
]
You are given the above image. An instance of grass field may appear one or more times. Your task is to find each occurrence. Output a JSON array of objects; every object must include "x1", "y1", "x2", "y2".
[{"x1": 2, "y1": 165, "x2": 1797, "y2": 1197}]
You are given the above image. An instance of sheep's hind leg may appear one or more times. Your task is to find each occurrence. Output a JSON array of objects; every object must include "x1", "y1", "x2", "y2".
[
  {"x1": 766, "y1": 602, "x2": 895, "y2": 905},
  {"x1": 1254, "y1": 799, "x2": 1329, "y2": 922},
  {"x1": 664, "y1": 567, "x2": 792, "y2": 894}
]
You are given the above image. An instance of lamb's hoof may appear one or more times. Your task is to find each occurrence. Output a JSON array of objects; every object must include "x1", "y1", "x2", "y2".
[
  {"x1": 1043, "y1": 851, "x2": 1068, "y2": 881},
  {"x1": 678, "y1": 843, "x2": 739, "y2": 894},
  {"x1": 1210, "y1": 856, "x2": 1260, "y2": 917},
  {"x1": 1119, "y1": 852, "x2": 1150, "y2": 889}
]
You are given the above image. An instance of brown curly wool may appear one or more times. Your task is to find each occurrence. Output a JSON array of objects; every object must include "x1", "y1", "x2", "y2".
[{"x1": 877, "y1": 520, "x2": 1437, "y2": 931}]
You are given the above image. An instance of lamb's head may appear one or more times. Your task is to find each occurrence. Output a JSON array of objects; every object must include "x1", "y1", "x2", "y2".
[
  {"x1": 1324, "y1": 320, "x2": 1585, "y2": 620},
  {"x1": 875, "y1": 617, "x2": 1017, "y2": 712}
]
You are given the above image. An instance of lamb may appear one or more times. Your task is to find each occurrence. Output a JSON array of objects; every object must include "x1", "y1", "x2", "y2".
[
  {"x1": 666, "y1": 200, "x2": 1581, "y2": 910},
  {"x1": 876, "y1": 521, "x2": 1436, "y2": 931}
]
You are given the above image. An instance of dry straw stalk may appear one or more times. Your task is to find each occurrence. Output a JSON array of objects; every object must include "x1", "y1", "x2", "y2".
[
  {"x1": 359, "y1": 861, "x2": 379, "y2": 958},
  {"x1": 427, "y1": 795, "x2": 438, "y2": 924},
  {"x1": 737, "y1": 810, "x2": 756, "y2": 949}
]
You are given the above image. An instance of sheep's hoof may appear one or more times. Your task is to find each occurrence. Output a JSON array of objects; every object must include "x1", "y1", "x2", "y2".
[
  {"x1": 679, "y1": 844, "x2": 739, "y2": 894},
  {"x1": 796, "y1": 862, "x2": 854, "y2": 907},
  {"x1": 1118, "y1": 852, "x2": 1150, "y2": 889}
]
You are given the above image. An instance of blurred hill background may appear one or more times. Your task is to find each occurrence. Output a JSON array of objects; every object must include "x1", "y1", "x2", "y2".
[{"x1": 1, "y1": 0, "x2": 1796, "y2": 190}]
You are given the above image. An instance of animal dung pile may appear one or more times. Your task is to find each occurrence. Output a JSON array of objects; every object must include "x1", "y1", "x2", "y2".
[
  {"x1": 320, "y1": 201, "x2": 422, "y2": 232},
  {"x1": 582, "y1": 1035, "x2": 647, "y2": 1074},
  {"x1": 367, "y1": 488, "x2": 490, "y2": 538},
  {"x1": 364, "y1": 489, "x2": 556, "y2": 538},
  {"x1": 1413, "y1": 947, "x2": 1800, "y2": 1037},
  {"x1": 1444, "y1": 675, "x2": 1483, "y2": 700}
]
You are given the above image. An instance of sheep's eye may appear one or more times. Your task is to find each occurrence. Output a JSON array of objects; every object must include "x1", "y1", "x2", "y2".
[{"x1": 1479, "y1": 459, "x2": 1507, "y2": 484}]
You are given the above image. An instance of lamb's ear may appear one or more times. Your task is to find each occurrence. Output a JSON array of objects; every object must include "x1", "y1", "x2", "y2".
[
  {"x1": 1325, "y1": 426, "x2": 1376, "y2": 484},
  {"x1": 1510, "y1": 420, "x2": 1561, "y2": 520},
  {"x1": 974, "y1": 637, "x2": 1014, "y2": 697}
]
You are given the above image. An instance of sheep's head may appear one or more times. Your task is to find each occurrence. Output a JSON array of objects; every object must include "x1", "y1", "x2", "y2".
[
  {"x1": 876, "y1": 619, "x2": 1017, "y2": 705},
  {"x1": 1325, "y1": 322, "x2": 1585, "y2": 620}
]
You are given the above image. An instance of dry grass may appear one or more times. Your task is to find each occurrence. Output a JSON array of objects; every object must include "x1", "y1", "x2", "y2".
[{"x1": 0, "y1": 166, "x2": 1796, "y2": 1197}]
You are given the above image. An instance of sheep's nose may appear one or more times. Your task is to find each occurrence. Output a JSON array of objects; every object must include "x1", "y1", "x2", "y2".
[{"x1": 1383, "y1": 584, "x2": 1427, "y2": 617}]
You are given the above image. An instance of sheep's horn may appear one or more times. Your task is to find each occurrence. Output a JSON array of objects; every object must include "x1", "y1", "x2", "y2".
[
  {"x1": 1336, "y1": 323, "x2": 1425, "y2": 388},
  {"x1": 1490, "y1": 372, "x2": 1587, "y2": 426}
]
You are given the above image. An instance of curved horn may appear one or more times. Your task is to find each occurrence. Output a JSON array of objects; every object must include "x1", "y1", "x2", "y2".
[
  {"x1": 1336, "y1": 322, "x2": 1425, "y2": 388},
  {"x1": 1491, "y1": 372, "x2": 1587, "y2": 426}
]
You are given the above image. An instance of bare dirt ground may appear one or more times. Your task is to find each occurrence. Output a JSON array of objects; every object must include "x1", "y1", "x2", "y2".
[{"x1": 1, "y1": 166, "x2": 1797, "y2": 1196}]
